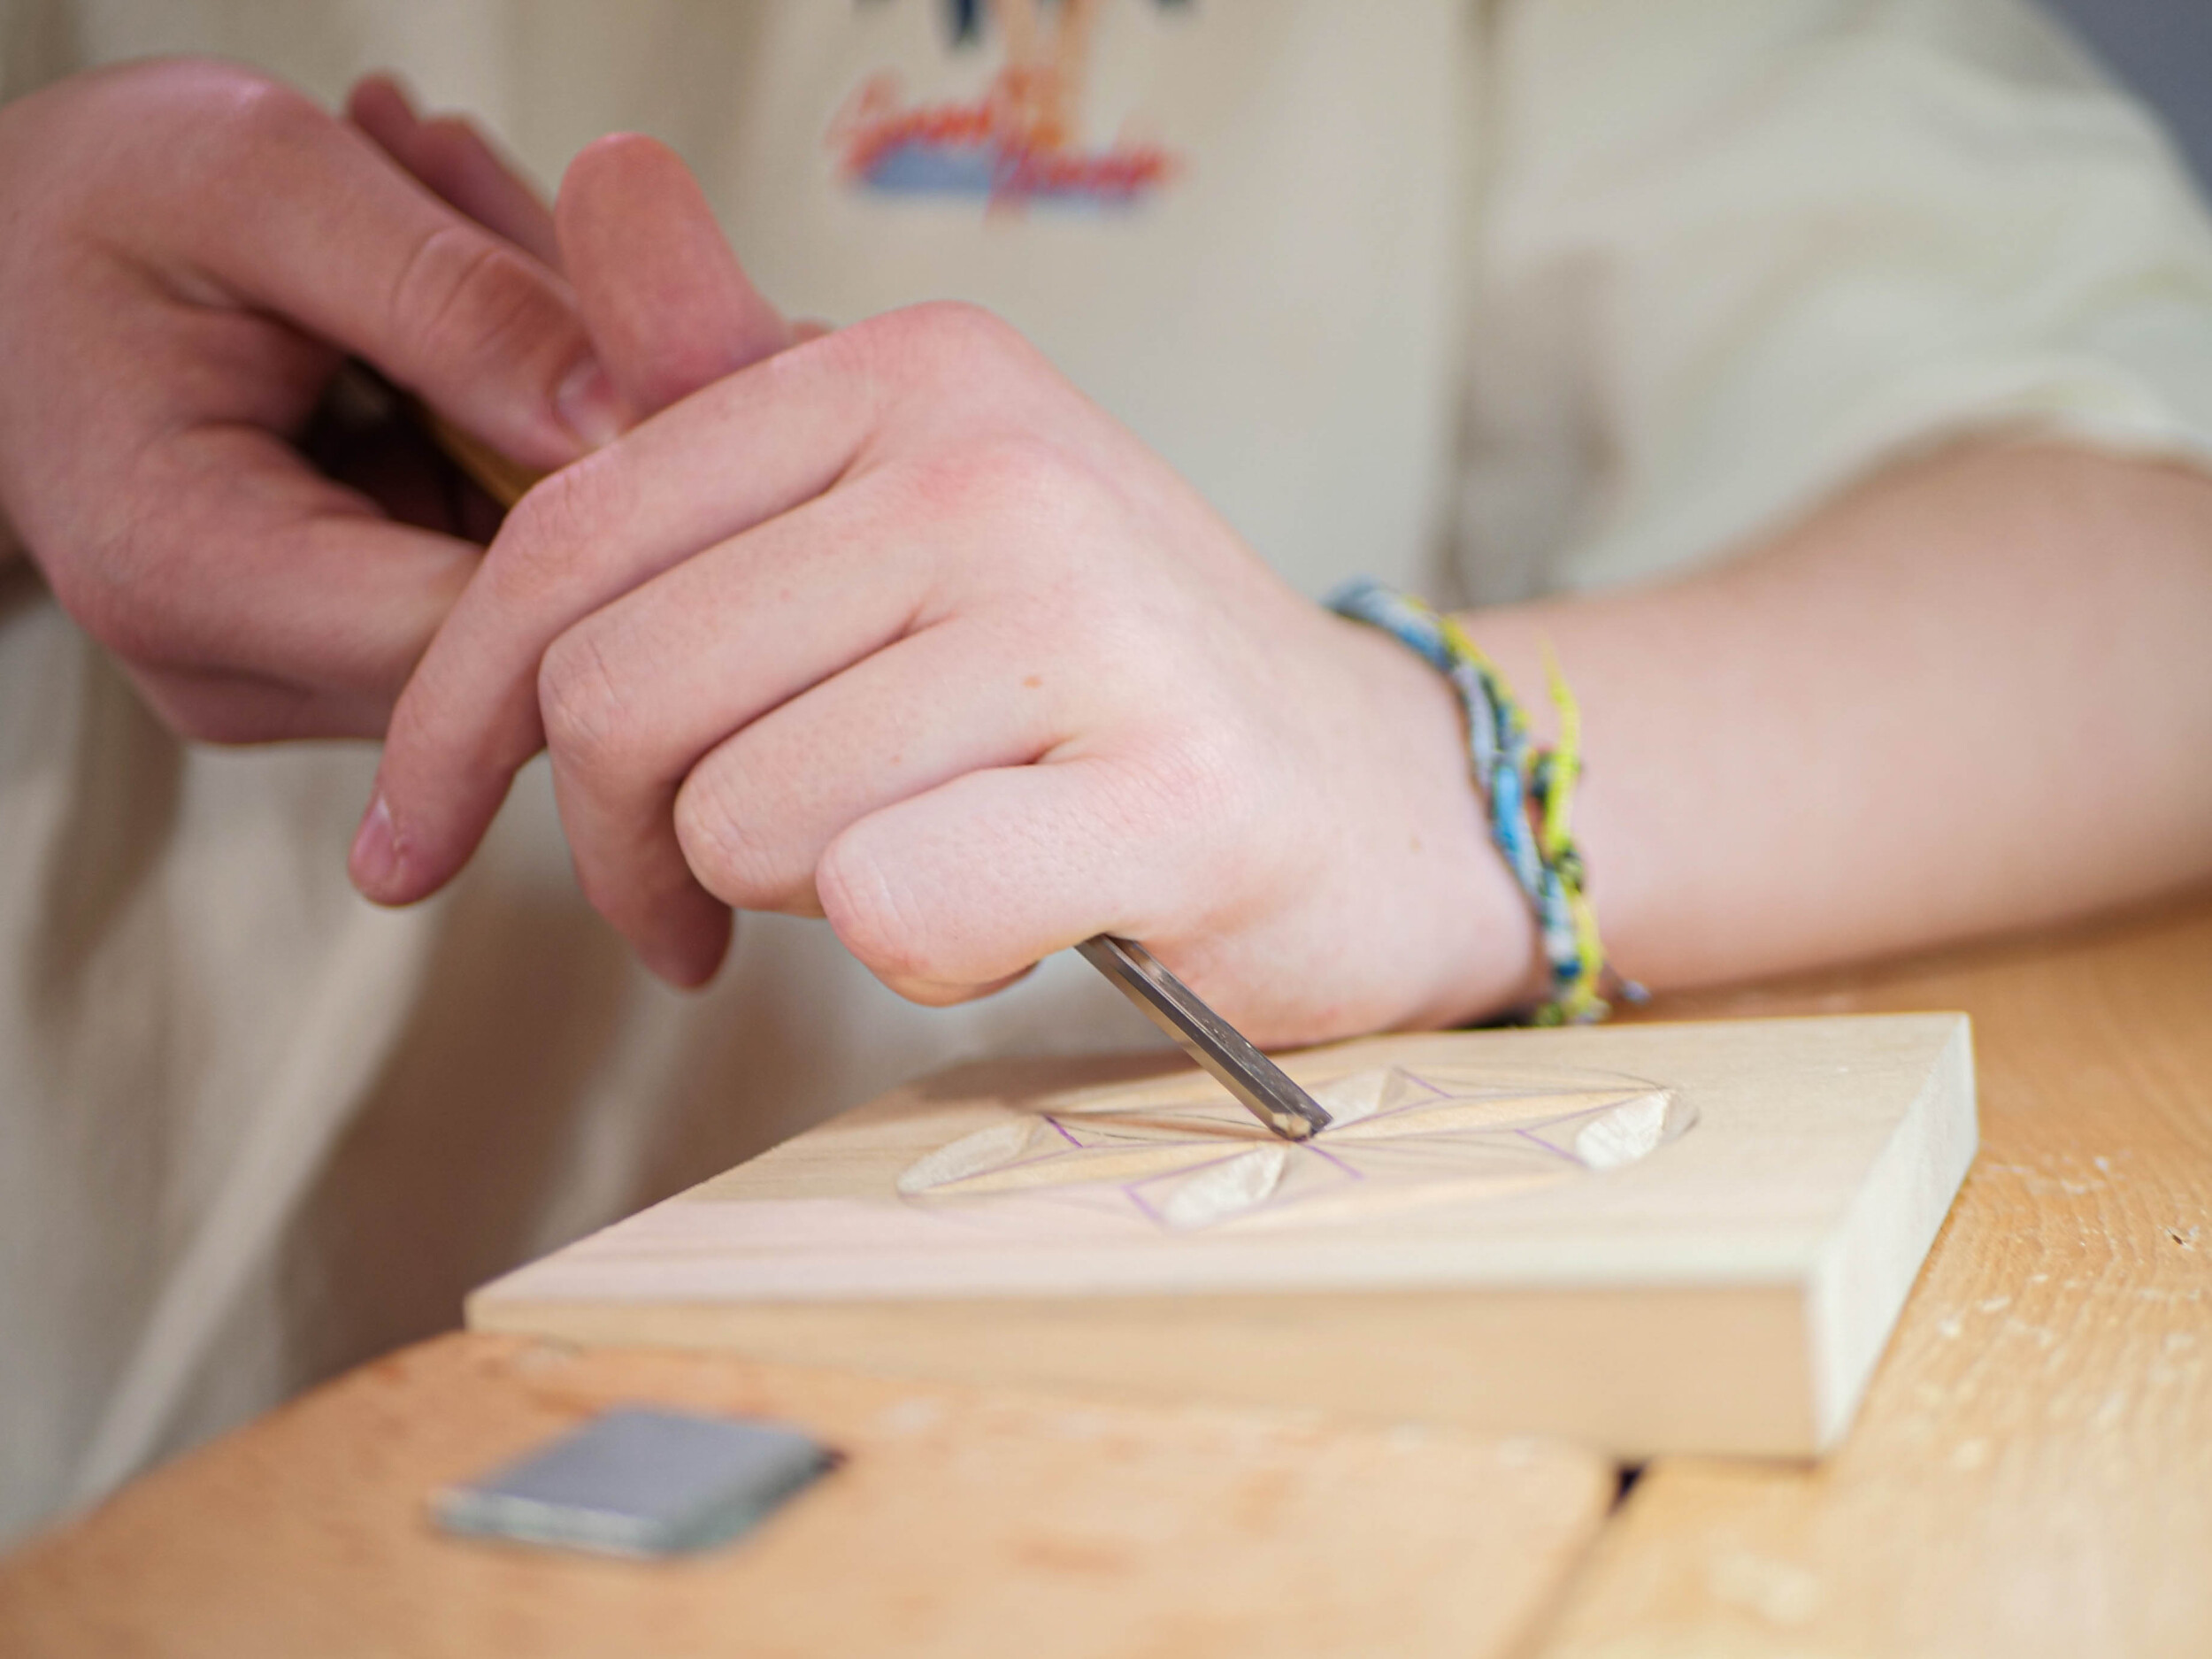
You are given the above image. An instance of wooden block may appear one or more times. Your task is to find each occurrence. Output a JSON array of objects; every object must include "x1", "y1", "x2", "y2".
[
  {"x1": 0, "y1": 1333, "x2": 1613, "y2": 1659},
  {"x1": 472, "y1": 1016, "x2": 1976, "y2": 1457}
]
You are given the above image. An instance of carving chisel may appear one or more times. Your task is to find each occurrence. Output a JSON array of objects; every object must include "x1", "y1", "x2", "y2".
[{"x1": 1077, "y1": 935, "x2": 1333, "y2": 1141}]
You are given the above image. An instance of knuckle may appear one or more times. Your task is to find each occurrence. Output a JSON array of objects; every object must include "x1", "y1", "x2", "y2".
[
  {"x1": 907, "y1": 434, "x2": 1091, "y2": 534},
  {"x1": 173, "y1": 67, "x2": 332, "y2": 199},
  {"x1": 194, "y1": 64, "x2": 324, "y2": 155},
  {"x1": 909, "y1": 298, "x2": 1025, "y2": 365},
  {"x1": 21, "y1": 61, "x2": 311, "y2": 230},
  {"x1": 59, "y1": 521, "x2": 189, "y2": 672},
  {"x1": 1118, "y1": 724, "x2": 1265, "y2": 851},
  {"x1": 385, "y1": 222, "x2": 561, "y2": 376},
  {"x1": 488, "y1": 450, "x2": 631, "y2": 611},
  {"x1": 673, "y1": 763, "x2": 786, "y2": 911},
  {"x1": 537, "y1": 625, "x2": 632, "y2": 778},
  {"x1": 815, "y1": 833, "x2": 932, "y2": 979},
  {"x1": 845, "y1": 299, "x2": 1033, "y2": 394}
]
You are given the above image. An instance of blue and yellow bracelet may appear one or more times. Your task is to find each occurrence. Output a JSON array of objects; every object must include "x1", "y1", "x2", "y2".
[{"x1": 1327, "y1": 577, "x2": 1638, "y2": 1025}]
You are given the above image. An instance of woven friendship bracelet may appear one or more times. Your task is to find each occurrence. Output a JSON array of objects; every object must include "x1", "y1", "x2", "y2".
[{"x1": 1325, "y1": 577, "x2": 1636, "y2": 1025}]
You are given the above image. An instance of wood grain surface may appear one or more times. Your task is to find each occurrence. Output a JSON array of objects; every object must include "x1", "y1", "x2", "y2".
[
  {"x1": 472, "y1": 1017, "x2": 1976, "y2": 1458},
  {"x1": 1532, "y1": 890, "x2": 2212, "y2": 1658},
  {"x1": 0, "y1": 1332, "x2": 1611, "y2": 1659}
]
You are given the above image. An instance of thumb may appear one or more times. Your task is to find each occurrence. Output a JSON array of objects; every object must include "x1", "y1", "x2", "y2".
[{"x1": 555, "y1": 134, "x2": 794, "y2": 417}]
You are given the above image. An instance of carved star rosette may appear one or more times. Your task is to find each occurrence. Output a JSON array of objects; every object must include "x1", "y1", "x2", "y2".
[{"x1": 897, "y1": 1064, "x2": 1694, "y2": 1233}]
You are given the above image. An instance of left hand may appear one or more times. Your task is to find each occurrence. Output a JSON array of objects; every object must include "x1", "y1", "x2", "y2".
[{"x1": 356, "y1": 140, "x2": 1532, "y2": 1043}]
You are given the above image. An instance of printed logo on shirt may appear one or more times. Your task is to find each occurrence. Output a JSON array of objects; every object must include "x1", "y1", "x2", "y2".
[{"x1": 830, "y1": 0, "x2": 1187, "y2": 211}]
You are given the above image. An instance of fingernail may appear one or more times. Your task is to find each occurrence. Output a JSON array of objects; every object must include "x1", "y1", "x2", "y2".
[
  {"x1": 349, "y1": 792, "x2": 403, "y2": 898},
  {"x1": 555, "y1": 358, "x2": 623, "y2": 450}
]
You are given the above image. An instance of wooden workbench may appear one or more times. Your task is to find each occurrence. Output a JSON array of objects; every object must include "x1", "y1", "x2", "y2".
[
  {"x1": 4, "y1": 892, "x2": 2208, "y2": 1657},
  {"x1": 1537, "y1": 888, "x2": 2212, "y2": 1657}
]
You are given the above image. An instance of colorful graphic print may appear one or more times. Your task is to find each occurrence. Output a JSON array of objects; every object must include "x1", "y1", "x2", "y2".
[{"x1": 834, "y1": 0, "x2": 1187, "y2": 210}]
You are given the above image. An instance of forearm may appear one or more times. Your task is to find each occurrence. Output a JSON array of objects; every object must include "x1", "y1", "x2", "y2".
[{"x1": 1463, "y1": 441, "x2": 2212, "y2": 993}]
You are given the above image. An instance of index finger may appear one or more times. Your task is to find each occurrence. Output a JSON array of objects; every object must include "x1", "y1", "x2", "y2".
[{"x1": 112, "y1": 63, "x2": 618, "y2": 468}]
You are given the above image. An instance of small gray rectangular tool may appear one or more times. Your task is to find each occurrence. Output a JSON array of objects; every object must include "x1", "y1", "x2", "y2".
[
  {"x1": 434, "y1": 1406, "x2": 834, "y2": 1558},
  {"x1": 1078, "y1": 934, "x2": 1333, "y2": 1142}
]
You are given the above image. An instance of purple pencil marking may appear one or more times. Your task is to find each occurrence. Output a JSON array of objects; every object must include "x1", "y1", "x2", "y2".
[
  {"x1": 1514, "y1": 1126, "x2": 1579, "y2": 1160},
  {"x1": 908, "y1": 1071, "x2": 1671, "y2": 1232},
  {"x1": 1499, "y1": 1102, "x2": 1640, "y2": 1134}
]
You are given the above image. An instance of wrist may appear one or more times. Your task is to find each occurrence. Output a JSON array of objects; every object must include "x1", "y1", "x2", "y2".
[
  {"x1": 1331, "y1": 580, "x2": 1625, "y2": 1025},
  {"x1": 1336, "y1": 611, "x2": 1547, "y2": 1027}
]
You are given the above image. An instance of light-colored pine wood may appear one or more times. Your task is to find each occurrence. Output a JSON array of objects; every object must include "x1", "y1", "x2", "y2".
[
  {"x1": 472, "y1": 1016, "x2": 1977, "y2": 1457},
  {"x1": 1530, "y1": 892, "x2": 2212, "y2": 1657},
  {"x1": 0, "y1": 1332, "x2": 1611, "y2": 1659}
]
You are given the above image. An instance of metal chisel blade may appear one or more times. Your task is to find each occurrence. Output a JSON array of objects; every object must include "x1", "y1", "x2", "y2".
[{"x1": 1077, "y1": 935, "x2": 1333, "y2": 1142}]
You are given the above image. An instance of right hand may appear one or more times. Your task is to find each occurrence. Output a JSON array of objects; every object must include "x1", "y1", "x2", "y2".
[{"x1": 0, "y1": 58, "x2": 620, "y2": 741}]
